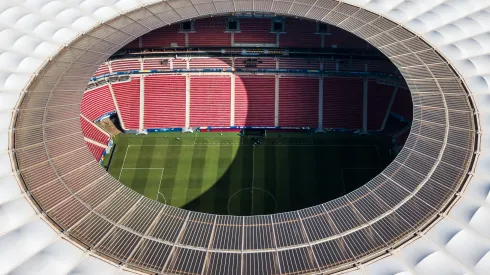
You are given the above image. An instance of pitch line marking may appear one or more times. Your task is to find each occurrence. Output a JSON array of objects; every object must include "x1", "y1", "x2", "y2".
[
  {"x1": 118, "y1": 145, "x2": 130, "y2": 181},
  {"x1": 227, "y1": 187, "x2": 278, "y2": 216},
  {"x1": 157, "y1": 168, "x2": 167, "y2": 205},
  {"x1": 121, "y1": 168, "x2": 166, "y2": 169}
]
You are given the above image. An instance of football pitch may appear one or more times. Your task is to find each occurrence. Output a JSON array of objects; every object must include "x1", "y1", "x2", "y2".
[{"x1": 105, "y1": 131, "x2": 393, "y2": 215}]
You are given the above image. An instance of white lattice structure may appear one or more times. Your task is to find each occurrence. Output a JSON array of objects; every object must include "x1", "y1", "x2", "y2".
[{"x1": 0, "y1": 0, "x2": 489, "y2": 274}]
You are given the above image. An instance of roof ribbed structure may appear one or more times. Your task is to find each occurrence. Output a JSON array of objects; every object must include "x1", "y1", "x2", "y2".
[{"x1": 0, "y1": 1, "x2": 489, "y2": 274}]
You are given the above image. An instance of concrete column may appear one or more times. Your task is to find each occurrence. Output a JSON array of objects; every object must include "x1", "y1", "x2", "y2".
[
  {"x1": 108, "y1": 83, "x2": 126, "y2": 130},
  {"x1": 362, "y1": 78, "x2": 369, "y2": 134},
  {"x1": 139, "y1": 76, "x2": 145, "y2": 131},
  {"x1": 185, "y1": 75, "x2": 190, "y2": 129},
  {"x1": 138, "y1": 37, "x2": 143, "y2": 48},
  {"x1": 380, "y1": 86, "x2": 399, "y2": 131},
  {"x1": 274, "y1": 75, "x2": 280, "y2": 127},
  {"x1": 230, "y1": 74, "x2": 235, "y2": 126},
  {"x1": 318, "y1": 77, "x2": 324, "y2": 129}
]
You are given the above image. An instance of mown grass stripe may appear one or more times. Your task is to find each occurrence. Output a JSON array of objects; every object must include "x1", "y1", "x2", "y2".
[
  {"x1": 161, "y1": 140, "x2": 182, "y2": 206},
  {"x1": 171, "y1": 142, "x2": 194, "y2": 207},
  {"x1": 185, "y1": 144, "x2": 208, "y2": 204},
  {"x1": 275, "y1": 145, "x2": 290, "y2": 213}
]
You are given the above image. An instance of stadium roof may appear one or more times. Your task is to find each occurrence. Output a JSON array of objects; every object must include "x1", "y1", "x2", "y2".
[{"x1": 0, "y1": 0, "x2": 489, "y2": 274}]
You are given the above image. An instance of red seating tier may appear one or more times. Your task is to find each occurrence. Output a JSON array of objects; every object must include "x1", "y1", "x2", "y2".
[
  {"x1": 86, "y1": 142, "x2": 106, "y2": 162},
  {"x1": 279, "y1": 77, "x2": 319, "y2": 127},
  {"x1": 80, "y1": 117, "x2": 110, "y2": 145},
  {"x1": 144, "y1": 75, "x2": 186, "y2": 129},
  {"x1": 93, "y1": 64, "x2": 110, "y2": 77},
  {"x1": 81, "y1": 85, "x2": 116, "y2": 121},
  {"x1": 235, "y1": 76, "x2": 275, "y2": 127},
  {"x1": 278, "y1": 58, "x2": 321, "y2": 70},
  {"x1": 323, "y1": 77, "x2": 363, "y2": 129},
  {"x1": 234, "y1": 19, "x2": 276, "y2": 44},
  {"x1": 172, "y1": 59, "x2": 187, "y2": 69},
  {"x1": 143, "y1": 59, "x2": 171, "y2": 70},
  {"x1": 188, "y1": 18, "x2": 231, "y2": 47},
  {"x1": 367, "y1": 81, "x2": 394, "y2": 130},
  {"x1": 190, "y1": 76, "x2": 231, "y2": 127},
  {"x1": 142, "y1": 24, "x2": 185, "y2": 48},
  {"x1": 339, "y1": 60, "x2": 366, "y2": 72},
  {"x1": 112, "y1": 79, "x2": 140, "y2": 130},
  {"x1": 110, "y1": 59, "x2": 141, "y2": 72},
  {"x1": 234, "y1": 58, "x2": 276, "y2": 69},
  {"x1": 279, "y1": 19, "x2": 321, "y2": 48},
  {"x1": 189, "y1": 58, "x2": 232, "y2": 69}
]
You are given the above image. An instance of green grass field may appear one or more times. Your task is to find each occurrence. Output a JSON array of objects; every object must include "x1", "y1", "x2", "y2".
[{"x1": 105, "y1": 131, "x2": 393, "y2": 215}]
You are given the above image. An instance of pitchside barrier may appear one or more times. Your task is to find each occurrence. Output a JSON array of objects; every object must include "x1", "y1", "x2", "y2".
[{"x1": 89, "y1": 68, "x2": 403, "y2": 83}]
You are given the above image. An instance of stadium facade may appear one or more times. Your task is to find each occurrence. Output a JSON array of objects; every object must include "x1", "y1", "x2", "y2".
[{"x1": 0, "y1": 0, "x2": 489, "y2": 274}]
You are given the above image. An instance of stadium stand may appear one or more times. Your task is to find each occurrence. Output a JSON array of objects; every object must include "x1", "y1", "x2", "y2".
[
  {"x1": 234, "y1": 76, "x2": 275, "y2": 127},
  {"x1": 322, "y1": 59, "x2": 337, "y2": 71},
  {"x1": 110, "y1": 59, "x2": 141, "y2": 72},
  {"x1": 80, "y1": 116, "x2": 110, "y2": 145},
  {"x1": 234, "y1": 57, "x2": 276, "y2": 69},
  {"x1": 278, "y1": 58, "x2": 321, "y2": 70},
  {"x1": 87, "y1": 71, "x2": 406, "y2": 132},
  {"x1": 367, "y1": 81, "x2": 395, "y2": 130},
  {"x1": 141, "y1": 23, "x2": 185, "y2": 48},
  {"x1": 278, "y1": 77, "x2": 319, "y2": 127},
  {"x1": 339, "y1": 59, "x2": 366, "y2": 72},
  {"x1": 323, "y1": 77, "x2": 363, "y2": 129},
  {"x1": 234, "y1": 18, "x2": 276, "y2": 45},
  {"x1": 111, "y1": 78, "x2": 140, "y2": 129},
  {"x1": 172, "y1": 58, "x2": 188, "y2": 69},
  {"x1": 93, "y1": 63, "x2": 110, "y2": 77},
  {"x1": 143, "y1": 58, "x2": 172, "y2": 70},
  {"x1": 144, "y1": 75, "x2": 187, "y2": 129},
  {"x1": 80, "y1": 85, "x2": 116, "y2": 121},
  {"x1": 117, "y1": 16, "x2": 374, "y2": 50},
  {"x1": 188, "y1": 17, "x2": 231, "y2": 47},
  {"x1": 189, "y1": 58, "x2": 233, "y2": 69},
  {"x1": 85, "y1": 141, "x2": 106, "y2": 162},
  {"x1": 190, "y1": 75, "x2": 231, "y2": 127},
  {"x1": 279, "y1": 19, "x2": 321, "y2": 48}
]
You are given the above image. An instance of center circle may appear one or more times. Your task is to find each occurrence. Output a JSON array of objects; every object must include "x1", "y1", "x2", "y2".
[{"x1": 227, "y1": 187, "x2": 278, "y2": 215}]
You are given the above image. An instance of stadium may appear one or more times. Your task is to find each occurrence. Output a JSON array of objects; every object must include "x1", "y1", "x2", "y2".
[{"x1": 0, "y1": 1, "x2": 489, "y2": 275}]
